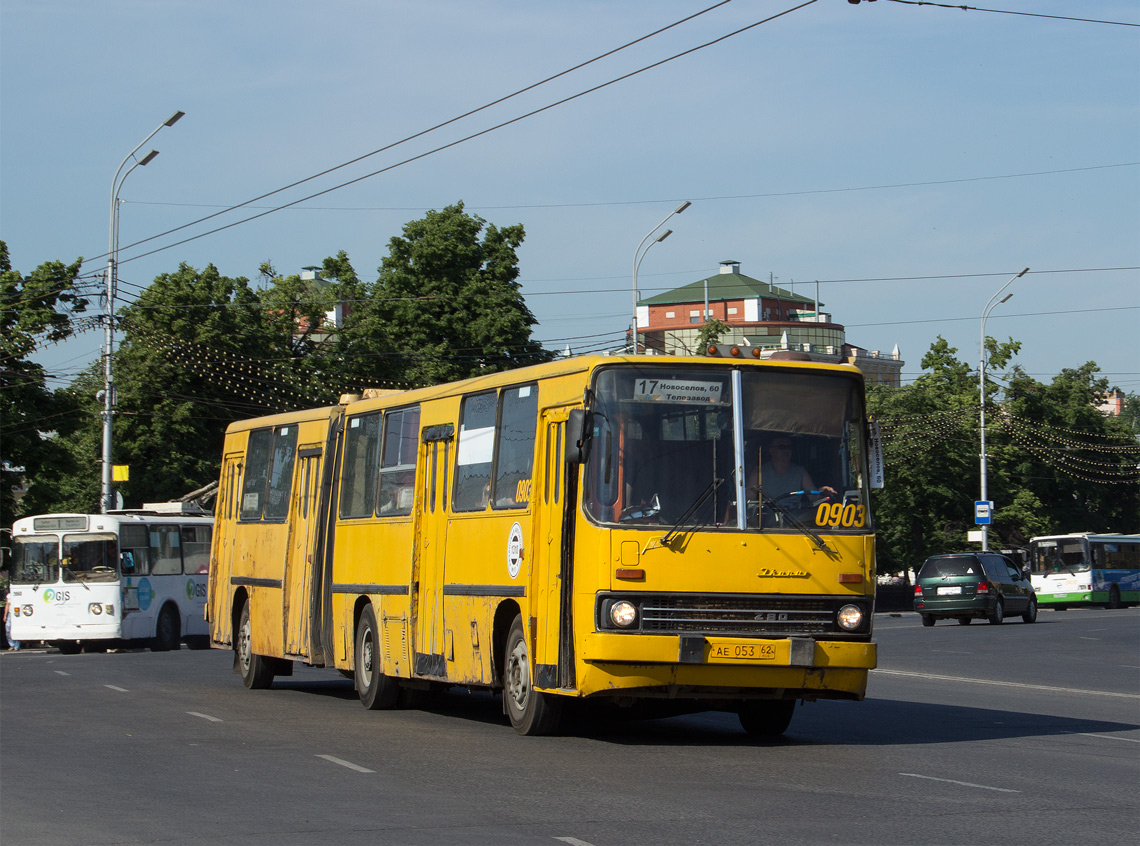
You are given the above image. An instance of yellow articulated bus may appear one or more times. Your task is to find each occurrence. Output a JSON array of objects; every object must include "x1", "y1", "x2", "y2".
[{"x1": 208, "y1": 353, "x2": 881, "y2": 736}]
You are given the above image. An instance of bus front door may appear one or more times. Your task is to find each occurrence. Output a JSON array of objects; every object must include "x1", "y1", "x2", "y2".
[{"x1": 209, "y1": 452, "x2": 244, "y2": 646}]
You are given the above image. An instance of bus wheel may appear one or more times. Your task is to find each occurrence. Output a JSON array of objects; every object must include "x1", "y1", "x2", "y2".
[
  {"x1": 57, "y1": 641, "x2": 81, "y2": 655},
  {"x1": 355, "y1": 605, "x2": 398, "y2": 710},
  {"x1": 151, "y1": 606, "x2": 181, "y2": 652},
  {"x1": 503, "y1": 615, "x2": 561, "y2": 736},
  {"x1": 1108, "y1": 586, "x2": 1122, "y2": 609},
  {"x1": 957, "y1": 617, "x2": 972, "y2": 625},
  {"x1": 237, "y1": 603, "x2": 274, "y2": 690},
  {"x1": 921, "y1": 614, "x2": 935, "y2": 627},
  {"x1": 738, "y1": 700, "x2": 796, "y2": 737}
]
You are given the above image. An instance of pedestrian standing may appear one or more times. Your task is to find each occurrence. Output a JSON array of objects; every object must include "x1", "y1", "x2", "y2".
[{"x1": 4, "y1": 590, "x2": 20, "y2": 651}]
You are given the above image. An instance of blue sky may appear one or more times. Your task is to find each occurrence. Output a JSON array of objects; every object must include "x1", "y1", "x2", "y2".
[{"x1": 2, "y1": 0, "x2": 1137, "y2": 392}]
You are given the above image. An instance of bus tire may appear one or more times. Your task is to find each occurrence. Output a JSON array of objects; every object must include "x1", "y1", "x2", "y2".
[
  {"x1": 920, "y1": 614, "x2": 935, "y2": 627},
  {"x1": 237, "y1": 602, "x2": 274, "y2": 690},
  {"x1": 1108, "y1": 585, "x2": 1122, "y2": 609},
  {"x1": 355, "y1": 605, "x2": 398, "y2": 710},
  {"x1": 503, "y1": 614, "x2": 562, "y2": 736},
  {"x1": 738, "y1": 699, "x2": 796, "y2": 737},
  {"x1": 57, "y1": 641, "x2": 81, "y2": 655},
  {"x1": 151, "y1": 605, "x2": 181, "y2": 652}
]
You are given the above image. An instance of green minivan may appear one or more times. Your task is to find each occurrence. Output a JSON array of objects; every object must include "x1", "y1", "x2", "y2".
[{"x1": 913, "y1": 553, "x2": 1038, "y2": 626}]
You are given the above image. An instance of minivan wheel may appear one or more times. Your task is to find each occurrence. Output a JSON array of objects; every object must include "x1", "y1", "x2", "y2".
[
  {"x1": 921, "y1": 615, "x2": 935, "y2": 627},
  {"x1": 1022, "y1": 597, "x2": 1038, "y2": 624},
  {"x1": 988, "y1": 599, "x2": 1004, "y2": 625}
]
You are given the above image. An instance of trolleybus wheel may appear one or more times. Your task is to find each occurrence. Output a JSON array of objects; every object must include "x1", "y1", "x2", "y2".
[
  {"x1": 57, "y1": 641, "x2": 81, "y2": 654},
  {"x1": 738, "y1": 699, "x2": 796, "y2": 737},
  {"x1": 957, "y1": 616, "x2": 972, "y2": 625},
  {"x1": 921, "y1": 614, "x2": 935, "y2": 627},
  {"x1": 237, "y1": 602, "x2": 274, "y2": 690},
  {"x1": 503, "y1": 614, "x2": 562, "y2": 736},
  {"x1": 151, "y1": 605, "x2": 181, "y2": 652},
  {"x1": 355, "y1": 605, "x2": 398, "y2": 710}
]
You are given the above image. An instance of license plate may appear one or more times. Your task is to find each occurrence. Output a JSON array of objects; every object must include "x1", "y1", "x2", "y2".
[
  {"x1": 1054, "y1": 593, "x2": 1068, "y2": 598},
  {"x1": 937, "y1": 586, "x2": 962, "y2": 596},
  {"x1": 708, "y1": 643, "x2": 778, "y2": 661}
]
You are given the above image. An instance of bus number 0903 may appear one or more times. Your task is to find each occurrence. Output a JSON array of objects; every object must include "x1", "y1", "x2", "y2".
[{"x1": 815, "y1": 502, "x2": 866, "y2": 529}]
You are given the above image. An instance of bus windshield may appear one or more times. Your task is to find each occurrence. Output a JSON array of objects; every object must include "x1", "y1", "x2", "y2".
[
  {"x1": 12, "y1": 538, "x2": 60, "y2": 584},
  {"x1": 583, "y1": 365, "x2": 871, "y2": 533},
  {"x1": 1032, "y1": 539, "x2": 1090, "y2": 574},
  {"x1": 61, "y1": 534, "x2": 119, "y2": 583}
]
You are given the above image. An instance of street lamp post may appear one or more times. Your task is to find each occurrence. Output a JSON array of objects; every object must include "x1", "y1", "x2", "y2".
[
  {"x1": 978, "y1": 266, "x2": 1029, "y2": 550},
  {"x1": 101, "y1": 110, "x2": 184, "y2": 513},
  {"x1": 631, "y1": 201, "x2": 690, "y2": 355}
]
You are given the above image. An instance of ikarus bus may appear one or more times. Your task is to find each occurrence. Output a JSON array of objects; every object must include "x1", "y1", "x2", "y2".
[{"x1": 7, "y1": 504, "x2": 214, "y2": 652}]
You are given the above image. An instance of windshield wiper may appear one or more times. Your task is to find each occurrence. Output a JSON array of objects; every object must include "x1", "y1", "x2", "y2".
[
  {"x1": 61, "y1": 564, "x2": 91, "y2": 590},
  {"x1": 761, "y1": 493, "x2": 837, "y2": 558},
  {"x1": 657, "y1": 477, "x2": 727, "y2": 548}
]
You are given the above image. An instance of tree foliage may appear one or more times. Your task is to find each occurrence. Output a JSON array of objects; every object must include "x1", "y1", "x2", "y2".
[
  {"x1": 0, "y1": 241, "x2": 87, "y2": 522},
  {"x1": 870, "y1": 337, "x2": 1140, "y2": 575}
]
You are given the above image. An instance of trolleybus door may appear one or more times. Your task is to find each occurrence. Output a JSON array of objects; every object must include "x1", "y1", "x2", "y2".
[
  {"x1": 284, "y1": 446, "x2": 322, "y2": 657},
  {"x1": 209, "y1": 452, "x2": 244, "y2": 645}
]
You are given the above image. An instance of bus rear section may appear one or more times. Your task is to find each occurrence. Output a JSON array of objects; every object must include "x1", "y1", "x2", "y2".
[{"x1": 209, "y1": 355, "x2": 879, "y2": 737}]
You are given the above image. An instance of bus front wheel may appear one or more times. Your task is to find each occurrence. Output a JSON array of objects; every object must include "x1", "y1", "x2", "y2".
[
  {"x1": 237, "y1": 603, "x2": 274, "y2": 689},
  {"x1": 503, "y1": 615, "x2": 561, "y2": 736},
  {"x1": 355, "y1": 605, "x2": 398, "y2": 710},
  {"x1": 738, "y1": 700, "x2": 796, "y2": 737},
  {"x1": 151, "y1": 605, "x2": 181, "y2": 652}
]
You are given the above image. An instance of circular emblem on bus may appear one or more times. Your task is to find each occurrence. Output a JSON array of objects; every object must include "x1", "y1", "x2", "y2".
[
  {"x1": 186, "y1": 579, "x2": 196, "y2": 600},
  {"x1": 506, "y1": 522, "x2": 524, "y2": 580},
  {"x1": 137, "y1": 578, "x2": 154, "y2": 611}
]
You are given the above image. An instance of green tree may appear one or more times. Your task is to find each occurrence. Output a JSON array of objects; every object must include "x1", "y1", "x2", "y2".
[
  {"x1": 0, "y1": 241, "x2": 87, "y2": 521},
  {"x1": 695, "y1": 318, "x2": 730, "y2": 351},
  {"x1": 364, "y1": 202, "x2": 552, "y2": 386},
  {"x1": 868, "y1": 336, "x2": 1139, "y2": 575}
]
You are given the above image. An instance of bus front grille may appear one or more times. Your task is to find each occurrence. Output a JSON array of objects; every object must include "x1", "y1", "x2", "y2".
[{"x1": 639, "y1": 595, "x2": 835, "y2": 636}]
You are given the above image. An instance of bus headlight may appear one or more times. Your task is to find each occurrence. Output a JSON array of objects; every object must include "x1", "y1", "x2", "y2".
[
  {"x1": 89, "y1": 603, "x2": 103, "y2": 616},
  {"x1": 837, "y1": 604, "x2": 864, "y2": 631},
  {"x1": 20, "y1": 605, "x2": 32, "y2": 617},
  {"x1": 609, "y1": 600, "x2": 638, "y2": 628}
]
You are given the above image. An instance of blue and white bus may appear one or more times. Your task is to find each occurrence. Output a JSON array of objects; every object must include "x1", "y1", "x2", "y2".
[
  {"x1": 7, "y1": 505, "x2": 213, "y2": 652},
  {"x1": 1029, "y1": 533, "x2": 1140, "y2": 609}
]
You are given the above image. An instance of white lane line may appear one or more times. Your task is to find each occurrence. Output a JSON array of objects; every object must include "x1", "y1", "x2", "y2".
[
  {"x1": 555, "y1": 839, "x2": 599, "y2": 846},
  {"x1": 316, "y1": 754, "x2": 374, "y2": 773},
  {"x1": 54, "y1": 671, "x2": 70, "y2": 676},
  {"x1": 900, "y1": 773, "x2": 1020, "y2": 793},
  {"x1": 1064, "y1": 732, "x2": 1140, "y2": 744},
  {"x1": 105, "y1": 685, "x2": 129, "y2": 692},
  {"x1": 873, "y1": 669, "x2": 1140, "y2": 699},
  {"x1": 187, "y1": 711, "x2": 222, "y2": 723}
]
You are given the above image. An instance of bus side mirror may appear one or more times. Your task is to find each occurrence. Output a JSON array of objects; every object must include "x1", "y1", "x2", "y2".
[{"x1": 566, "y1": 409, "x2": 590, "y2": 465}]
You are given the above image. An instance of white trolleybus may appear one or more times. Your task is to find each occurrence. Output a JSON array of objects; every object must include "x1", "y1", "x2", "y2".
[
  {"x1": 7, "y1": 504, "x2": 214, "y2": 652},
  {"x1": 1028, "y1": 533, "x2": 1140, "y2": 610}
]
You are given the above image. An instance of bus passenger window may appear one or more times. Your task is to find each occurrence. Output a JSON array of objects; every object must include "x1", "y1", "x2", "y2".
[
  {"x1": 149, "y1": 525, "x2": 182, "y2": 576},
  {"x1": 182, "y1": 525, "x2": 212, "y2": 574},
  {"x1": 494, "y1": 385, "x2": 538, "y2": 509},
  {"x1": 379, "y1": 407, "x2": 420, "y2": 516},
  {"x1": 120, "y1": 524, "x2": 149, "y2": 575},
  {"x1": 454, "y1": 392, "x2": 496, "y2": 511},
  {"x1": 340, "y1": 413, "x2": 381, "y2": 518}
]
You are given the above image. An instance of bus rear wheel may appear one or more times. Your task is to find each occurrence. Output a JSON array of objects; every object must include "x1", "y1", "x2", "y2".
[
  {"x1": 237, "y1": 602, "x2": 274, "y2": 690},
  {"x1": 355, "y1": 605, "x2": 398, "y2": 710},
  {"x1": 738, "y1": 700, "x2": 796, "y2": 737},
  {"x1": 503, "y1": 615, "x2": 561, "y2": 736}
]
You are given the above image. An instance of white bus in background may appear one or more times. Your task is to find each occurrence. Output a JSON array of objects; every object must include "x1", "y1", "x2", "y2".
[
  {"x1": 1028, "y1": 533, "x2": 1140, "y2": 610},
  {"x1": 7, "y1": 504, "x2": 213, "y2": 653}
]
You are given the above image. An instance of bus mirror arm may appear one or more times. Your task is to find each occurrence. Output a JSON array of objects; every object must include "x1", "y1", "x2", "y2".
[{"x1": 566, "y1": 409, "x2": 591, "y2": 464}]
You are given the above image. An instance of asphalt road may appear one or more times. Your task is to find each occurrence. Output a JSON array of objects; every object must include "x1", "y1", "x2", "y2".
[{"x1": 2, "y1": 608, "x2": 1137, "y2": 846}]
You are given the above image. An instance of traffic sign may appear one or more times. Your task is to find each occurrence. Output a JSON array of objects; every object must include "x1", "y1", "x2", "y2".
[{"x1": 974, "y1": 500, "x2": 993, "y2": 525}]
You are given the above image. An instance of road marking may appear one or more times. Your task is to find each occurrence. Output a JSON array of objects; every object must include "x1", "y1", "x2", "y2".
[
  {"x1": 555, "y1": 839, "x2": 598, "y2": 846},
  {"x1": 1064, "y1": 732, "x2": 1140, "y2": 744},
  {"x1": 54, "y1": 671, "x2": 69, "y2": 676},
  {"x1": 317, "y1": 754, "x2": 374, "y2": 773},
  {"x1": 105, "y1": 685, "x2": 129, "y2": 692},
  {"x1": 873, "y1": 669, "x2": 1140, "y2": 699},
  {"x1": 187, "y1": 711, "x2": 222, "y2": 723},
  {"x1": 900, "y1": 773, "x2": 1020, "y2": 793}
]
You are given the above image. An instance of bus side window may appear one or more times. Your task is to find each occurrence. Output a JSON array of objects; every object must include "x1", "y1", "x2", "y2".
[
  {"x1": 182, "y1": 525, "x2": 211, "y2": 574},
  {"x1": 493, "y1": 385, "x2": 538, "y2": 509},
  {"x1": 120, "y1": 524, "x2": 150, "y2": 576},
  {"x1": 149, "y1": 526, "x2": 182, "y2": 576},
  {"x1": 454, "y1": 392, "x2": 496, "y2": 512},
  {"x1": 379, "y1": 407, "x2": 420, "y2": 516}
]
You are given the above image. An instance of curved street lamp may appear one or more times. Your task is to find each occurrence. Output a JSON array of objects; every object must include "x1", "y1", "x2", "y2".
[
  {"x1": 631, "y1": 201, "x2": 690, "y2": 355},
  {"x1": 101, "y1": 110, "x2": 185, "y2": 513},
  {"x1": 978, "y1": 266, "x2": 1029, "y2": 550}
]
